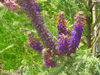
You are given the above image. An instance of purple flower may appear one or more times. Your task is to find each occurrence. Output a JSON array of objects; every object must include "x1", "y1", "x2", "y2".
[
  {"x1": 57, "y1": 11, "x2": 71, "y2": 57},
  {"x1": 3, "y1": 0, "x2": 19, "y2": 10},
  {"x1": 57, "y1": 11, "x2": 67, "y2": 35},
  {"x1": 57, "y1": 11, "x2": 85, "y2": 57},
  {"x1": 42, "y1": 49, "x2": 56, "y2": 68},
  {"x1": 27, "y1": 31, "x2": 43, "y2": 54},
  {"x1": 17, "y1": 68, "x2": 21, "y2": 74},
  {"x1": 68, "y1": 11, "x2": 85, "y2": 56},
  {"x1": 34, "y1": 2, "x2": 40, "y2": 12},
  {"x1": 57, "y1": 33, "x2": 70, "y2": 56},
  {"x1": 22, "y1": 0, "x2": 57, "y2": 55}
]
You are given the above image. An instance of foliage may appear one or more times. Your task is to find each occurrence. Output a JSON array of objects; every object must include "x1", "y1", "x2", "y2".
[{"x1": 0, "y1": 0, "x2": 100, "y2": 75}]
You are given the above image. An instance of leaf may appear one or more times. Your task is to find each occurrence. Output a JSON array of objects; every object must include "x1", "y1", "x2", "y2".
[
  {"x1": 40, "y1": 10, "x2": 50, "y2": 24},
  {"x1": 0, "y1": 44, "x2": 14, "y2": 54},
  {"x1": 48, "y1": 64, "x2": 66, "y2": 75},
  {"x1": 41, "y1": 66, "x2": 47, "y2": 72},
  {"x1": 34, "y1": 63, "x2": 42, "y2": 73},
  {"x1": 79, "y1": 72, "x2": 91, "y2": 75}
]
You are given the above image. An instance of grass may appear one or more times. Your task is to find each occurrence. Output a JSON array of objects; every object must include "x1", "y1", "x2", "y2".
[
  {"x1": 0, "y1": 7, "x2": 43, "y2": 74},
  {"x1": 0, "y1": 4, "x2": 88, "y2": 75},
  {"x1": 0, "y1": 6, "x2": 59, "y2": 74}
]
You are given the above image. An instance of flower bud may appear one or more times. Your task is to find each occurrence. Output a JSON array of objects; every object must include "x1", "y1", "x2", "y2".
[
  {"x1": 27, "y1": 31, "x2": 43, "y2": 54},
  {"x1": 42, "y1": 48, "x2": 56, "y2": 68}
]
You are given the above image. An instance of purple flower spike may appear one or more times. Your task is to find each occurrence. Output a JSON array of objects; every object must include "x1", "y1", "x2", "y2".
[
  {"x1": 58, "y1": 33, "x2": 70, "y2": 56},
  {"x1": 22, "y1": 0, "x2": 57, "y2": 55},
  {"x1": 27, "y1": 31, "x2": 43, "y2": 54},
  {"x1": 57, "y1": 11, "x2": 67, "y2": 35},
  {"x1": 42, "y1": 49, "x2": 57, "y2": 68},
  {"x1": 68, "y1": 11, "x2": 85, "y2": 56},
  {"x1": 57, "y1": 11, "x2": 71, "y2": 57},
  {"x1": 34, "y1": 2, "x2": 40, "y2": 12},
  {"x1": 17, "y1": 68, "x2": 21, "y2": 74},
  {"x1": 3, "y1": 0, "x2": 19, "y2": 10}
]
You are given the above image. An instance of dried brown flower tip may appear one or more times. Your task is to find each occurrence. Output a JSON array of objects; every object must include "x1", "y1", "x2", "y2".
[
  {"x1": 42, "y1": 48, "x2": 49, "y2": 61},
  {"x1": 78, "y1": 11, "x2": 84, "y2": 18},
  {"x1": 78, "y1": 11, "x2": 84, "y2": 15},
  {"x1": 66, "y1": 28, "x2": 71, "y2": 36},
  {"x1": 27, "y1": 31, "x2": 32, "y2": 36},
  {"x1": 58, "y1": 11, "x2": 65, "y2": 18},
  {"x1": 75, "y1": 11, "x2": 85, "y2": 23},
  {"x1": 27, "y1": 31, "x2": 35, "y2": 43},
  {"x1": 61, "y1": 34, "x2": 67, "y2": 40},
  {"x1": 42, "y1": 48, "x2": 47, "y2": 56}
]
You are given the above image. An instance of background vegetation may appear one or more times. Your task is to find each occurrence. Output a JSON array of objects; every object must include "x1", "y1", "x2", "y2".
[{"x1": 0, "y1": 0, "x2": 100, "y2": 75}]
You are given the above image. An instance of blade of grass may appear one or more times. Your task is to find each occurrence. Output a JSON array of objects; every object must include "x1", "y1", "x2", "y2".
[{"x1": 0, "y1": 44, "x2": 14, "y2": 54}]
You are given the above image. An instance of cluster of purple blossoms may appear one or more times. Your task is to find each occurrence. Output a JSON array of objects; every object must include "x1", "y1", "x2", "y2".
[
  {"x1": 2, "y1": 0, "x2": 19, "y2": 10},
  {"x1": 57, "y1": 11, "x2": 70, "y2": 56},
  {"x1": 68, "y1": 11, "x2": 85, "y2": 56},
  {"x1": 22, "y1": 0, "x2": 57, "y2": 54},
  {"x1": 57, "y1": 11, "x2": 85, "y2": 57},
  {"x1": 57, "y1": 11, "x2": 67, "y2": 35},
  {"x1": 17, "y1": 68, "x2": 21, "y2": 74},
  {"x1": 42, "y1": 49, "x2": 56, "y2": 68},
  {"x1": 34, "y1": 2, "x2": 40, "y2": 12},
  {"x1": 68, "y1": 21, "x2": 84, "y2": 55},
  {"x1": 58, "y1": 34, "x2": 70, "y2": 56},
  {"x1": 27, "y1": 31, "x2": 57, "y2": 67},
  {"x1": 1, "y1": 0, "x2": 85, "y2": 68},
  {"x1": 27, "y1": 31, "x2": 43, "y2": 54},
  {"x1": 22, "y1": 0, "x2": 85, "y2": 66},
  {"x1": 22, "y1": 0, "x2": 57, "y2": 67}
]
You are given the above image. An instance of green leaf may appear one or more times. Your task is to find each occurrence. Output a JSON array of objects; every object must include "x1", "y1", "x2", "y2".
[
  {"x1": 40, "y1": 10, "x2": 50, "y2": 24},
  {"x1": 48, "y1": 64, "x2": 66, "y2": 75},
  {"x1": 34, "y1": 63, "x2": 43, "y2": 73},
  {"x1": 0, "y1": 44, "x2": 14, "y2": 54}
]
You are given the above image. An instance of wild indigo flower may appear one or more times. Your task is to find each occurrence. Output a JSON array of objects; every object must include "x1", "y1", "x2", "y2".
[
  {"x1": 57, "y1": 11, "x2": 67, "y2": 35},
  {"x1": 27, "y1": 31, "x2": 43, "y2": 54},
  {"x1": 68, "y1": 11, "x2": 85, "y2": 56},
  {"x1": 22, "y1": 0, "x2": 57, "y2": 54},
  {"x1": 42, "y1": 48, "x2": 57, "y2": 68},
  {"x1": 57, "y1": 11, "x2": 71, "y2": 56},
  {"x1": 34, "y1": 2, "x2": 40, "y2": 12},
  {"x1": 3, "y1": 0, "x2": 19, "y2": 10},
  {"x1": 57, "y1": 33, "x2": 70, "y2": 56},
  {"x1": 17, "y1": 68, "x2": 21, "y2": 74}
]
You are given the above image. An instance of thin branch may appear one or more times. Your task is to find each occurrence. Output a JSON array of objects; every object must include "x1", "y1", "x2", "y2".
[
  {"x1": 88, "y1": 2, "x2": 96, "y2": 11},
  {"x1": 91, "y1": 35, "x2": 94, "y2": 41},
  {"x1": 91, "y1": 28, "x2": 99, "y2": 37},
  {"x1": 92, "y1": 32, "x2": 100, "y2": 45},
  {"x1": 91, "y1": 12, "x2": 100, "y2": 32},
  {"x1": 92, "y1": 31, "x2": 99, "y2": 43}
]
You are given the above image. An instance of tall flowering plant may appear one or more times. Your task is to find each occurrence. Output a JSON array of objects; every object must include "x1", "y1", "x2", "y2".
[
  {"x1": 0, "y1": 0, "x2": 85, "y2": 68},
  {"x1": 68, "y1": 11, "x2": 85, "y2": 56},
  {"x1": 21, "y1": 0, "x2": 85, "y2": 68}
]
